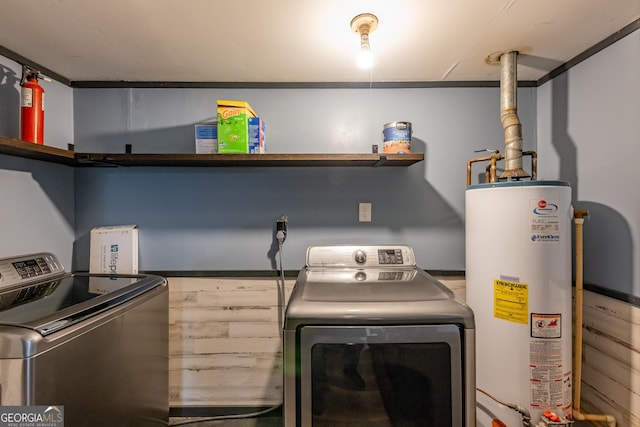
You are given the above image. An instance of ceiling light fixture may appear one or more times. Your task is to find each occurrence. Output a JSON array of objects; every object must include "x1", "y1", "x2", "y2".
[{"x1": 350, "y1": 13, "x2": 378, "y2": 69}]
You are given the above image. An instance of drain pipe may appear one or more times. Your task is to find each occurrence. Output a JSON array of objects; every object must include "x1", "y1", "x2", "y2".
[
  {"x1": 498, "y1": 51, "x2": 529, "y2": 180},
  {"x1": 572, "y1": 209, "x2": 616, "y2": 427}
]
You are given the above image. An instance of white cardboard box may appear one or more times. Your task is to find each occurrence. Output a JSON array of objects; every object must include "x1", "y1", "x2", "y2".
[{"x1": 89, "y1": 225, "x2": 139, "y2": 274}]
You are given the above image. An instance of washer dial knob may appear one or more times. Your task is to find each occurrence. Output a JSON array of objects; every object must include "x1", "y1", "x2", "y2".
[{"x1": 354, "y1": 249, "x2": 367, "y2": 265}]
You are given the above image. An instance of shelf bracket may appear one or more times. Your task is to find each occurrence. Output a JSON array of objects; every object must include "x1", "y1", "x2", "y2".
[
  {"x1": 373, "y1": 155, "x2": 388, "y2": 167},
  {"x1": 74, "y1": 154, "x2": 119, "y2": 167}
]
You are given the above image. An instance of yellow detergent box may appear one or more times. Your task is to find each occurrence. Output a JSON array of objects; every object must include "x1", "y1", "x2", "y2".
[
  {"x1": 217, "y1": 100, "x2": 257, "y2": 154},
  {"x1": 89, "y1": 225, "x2": 139, "y2": 274}
]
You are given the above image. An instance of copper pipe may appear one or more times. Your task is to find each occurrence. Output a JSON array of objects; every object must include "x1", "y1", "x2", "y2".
[
  {"x1": 467, "y1": 152, "x2": 503, "y2": 186},
  {"x1": 483, "y1": 157, "x2": 498, "y2": 183},
  {"x1": 467, "y1": 156, "x2": 491, "y2": 186},
  {"x1": 467, "y1": 151, "x2": 538, "y2": 186},
  {"x1": 467, "y1": 155, "x2": 493, "y2": 186},
  {"x1": 523, "y1": 151, "x2": 537, "y2": 180}
]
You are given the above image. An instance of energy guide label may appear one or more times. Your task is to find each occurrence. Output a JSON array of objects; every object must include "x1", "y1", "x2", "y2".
[{"x1": 494, "y1": 279, "x2": 528, "y2": 324}]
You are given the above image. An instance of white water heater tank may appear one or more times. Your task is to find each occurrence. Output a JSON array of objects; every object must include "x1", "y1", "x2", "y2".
[{"x1": 466, "y1": 181, "x2": 573, "y2": 425}]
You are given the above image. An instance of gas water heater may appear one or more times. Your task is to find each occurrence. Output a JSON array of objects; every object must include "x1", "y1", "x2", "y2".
[
  {"x1": 466, "y1": 181, "x2": 573, "y2": 425},
  {"x1": 467, "y1": 50, "x2": 573, "y2": 426}
]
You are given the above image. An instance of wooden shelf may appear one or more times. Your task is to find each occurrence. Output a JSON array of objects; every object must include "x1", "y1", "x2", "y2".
[
  {"x1": 1, "y1": 136, "x2": 424, "y2": 167},
  {"x1": 75, "y1": 152, "x2": 423, "y2": 167},
  {"x1": 0, "y1": 136, "x2": 76, "y2": 165}
]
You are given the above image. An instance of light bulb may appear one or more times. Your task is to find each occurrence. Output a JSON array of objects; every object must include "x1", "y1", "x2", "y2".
[
  {"x1": 350, "y1": 13, "x2": 378, "y2": 70},
  {"x1": 358, "y1": 45, "x2": 373, "y2": 69},
  {"x1": 358, "y1": 31, "x2": 373, "y2": 69}
]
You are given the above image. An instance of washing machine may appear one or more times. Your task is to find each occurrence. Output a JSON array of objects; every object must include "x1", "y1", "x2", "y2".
[
  {"x1": 283, "y1": 245, "x2": 475, "y2": 427},
  {"x1": 0, "y1": 252, "x2": 168, "y2": 426}
]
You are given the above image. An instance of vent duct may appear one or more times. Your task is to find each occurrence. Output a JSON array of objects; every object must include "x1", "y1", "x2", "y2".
[
  {"x1": 466, "y1": 49, "x2": 537, "y2": 186},
  {"x1": 499, "y1": 51, "x2": 529, "y2": 180}
]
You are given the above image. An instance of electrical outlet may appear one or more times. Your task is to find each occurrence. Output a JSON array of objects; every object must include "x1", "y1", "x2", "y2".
[
  {"x1": 276, "y1": 215, "x2": 288, "y2": 243},
  {"x1": 359, "y1": 203, "x2": 372, "y2": 222}
]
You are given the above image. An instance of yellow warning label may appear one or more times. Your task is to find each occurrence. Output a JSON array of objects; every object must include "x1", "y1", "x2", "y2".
[{"x1": 494, "y1": 279, "x2": 528, "y2": 324}]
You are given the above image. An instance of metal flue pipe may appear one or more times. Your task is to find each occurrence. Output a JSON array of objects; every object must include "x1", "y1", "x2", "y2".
[{"x1": 499, "y1": 51, "x2": 529, "y2": 180}]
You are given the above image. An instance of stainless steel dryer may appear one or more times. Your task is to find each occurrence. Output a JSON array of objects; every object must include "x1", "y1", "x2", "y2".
[
  {"x1": 0, "y1": 252, "x2": 168, "y2": 426},
  {"x1": 283, "y1": 245, "x2": 475, "y2": 427}
]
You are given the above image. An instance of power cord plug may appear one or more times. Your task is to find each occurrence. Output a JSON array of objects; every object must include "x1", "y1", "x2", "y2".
[{"x1": 276, "y1": 215, "x2": 288, "y2": 244}]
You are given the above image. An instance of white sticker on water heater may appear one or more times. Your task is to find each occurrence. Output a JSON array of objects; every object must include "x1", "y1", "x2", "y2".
[
  {"x1": 531, "y1": 313, "x2": 562, "y2": 339},
  {"x1": 530, "y1": 338, "x2": 564, "y2": 409},
  {"x1": 530, "y1": 199, "x2": 561, "y2": 242}
]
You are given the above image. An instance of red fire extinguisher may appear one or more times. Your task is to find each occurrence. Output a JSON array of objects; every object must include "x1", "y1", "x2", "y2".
[{"x1": 20, "y1": 66, "x2": 46, "y2": 145}]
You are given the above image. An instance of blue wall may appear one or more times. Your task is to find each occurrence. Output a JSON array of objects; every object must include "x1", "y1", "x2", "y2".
[
  {"x1": 0, "y1": 56, "x2": 75, "y2": 267},
  {"x1": 537, "y1": 29, "x2": 640, "y2": 296},
  {"x1": 72, "y1": 87, "x2": 536, "y2": 271},
  {"x1": 1, "y1": 26, "x2": 638, "y2": 296}
]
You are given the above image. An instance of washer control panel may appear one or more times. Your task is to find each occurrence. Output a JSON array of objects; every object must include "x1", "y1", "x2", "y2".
[
  {"x1": 306, "y1": 245, "x2": 415, "y2": 268},
  {"x1": 0, "y1": 253, "x2": 65, "y2": 288},
  {"x1": 377, "y1": 248, "x2": 405, "y2": 265}
]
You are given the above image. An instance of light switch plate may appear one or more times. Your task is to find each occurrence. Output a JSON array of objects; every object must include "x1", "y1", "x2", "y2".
[{"x1": 359, "y1": 202, "x2": 372, "y2": 222}]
